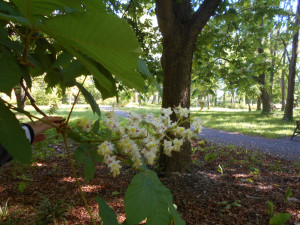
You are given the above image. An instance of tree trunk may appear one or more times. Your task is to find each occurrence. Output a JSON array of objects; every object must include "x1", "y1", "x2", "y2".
[
  {"x1": 284, "y1": 0, "x2": 300, "y2": 121},
  {"x1": 280, "y1": 50, "x2": 286, "y2": 111},
  {"x1": 14, "y1": 85, "x2": 26, "y2": 110},
  {"x1": 245, "y1": 95, "x2": 251, "y2": 111},
  {"x1": 258, "y1": 47, "x2": 271, "y2": 113},
  {"x1": 270, "y1": 49, "x2": 275, "y2": 103},
  {"x1": 156, "y1": 0, "x2": 221, "y2": 172},
  {"x1": 257, "y1": 97, "x2": 261, "y2": 110},
  {"x1": 151, "y1": 93, "x2": 157, "y2": 104},
  {"x1": 207, "y1": 94, "x2": 210, "y2": 109}
]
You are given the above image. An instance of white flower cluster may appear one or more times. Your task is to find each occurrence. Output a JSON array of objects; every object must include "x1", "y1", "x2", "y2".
[
  {"x1": 77, "y1": 118, "x2": 93, "y2": 133},
  {"x1": 91, "y1": 107, "x2": 203, "y2": 177}
]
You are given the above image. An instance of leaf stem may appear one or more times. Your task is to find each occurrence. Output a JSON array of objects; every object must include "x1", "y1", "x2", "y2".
[{"x1": 62, "y1": 133, "x2": 97, "y2": 225}]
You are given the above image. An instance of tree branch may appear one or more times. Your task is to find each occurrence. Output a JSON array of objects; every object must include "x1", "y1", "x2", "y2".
[
  {"x1": 281, "y1": 38, "x2": 291, "y2": 64},
  {"x1": 190, "y1": 0, "x2": 222, "y2": 35},
  {"x1": 20, "y1": 79, "x2": 47, "y2": 117}
]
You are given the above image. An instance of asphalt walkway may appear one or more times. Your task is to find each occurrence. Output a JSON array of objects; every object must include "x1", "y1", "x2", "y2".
[{"x1": 100, "y1": 107, "x2": 300, "y2": 162}]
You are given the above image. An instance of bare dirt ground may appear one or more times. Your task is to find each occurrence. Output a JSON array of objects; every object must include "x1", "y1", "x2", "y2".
[{"x1": 0, "y1": 139, "x2": 299, "y2": 225}]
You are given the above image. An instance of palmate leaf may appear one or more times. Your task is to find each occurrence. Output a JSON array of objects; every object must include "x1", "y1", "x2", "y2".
[
  {"x1": 0, "y1": 47, "x2": 22, "y2": 95},
  {"x1": 38, "y1": 9, "x2": 145, "y2": 92},
  {"x1": 65, "y1": 46, "x2": 117, "y2": 99},
  {"x1": 84, "y1": 155, "x2": 95, "y2": 183},
  {"x1": 75, "y1": 81, "x2": 101, "y2": 117},
  {"x1": 125, "y1": 170, "x2": 185, "y2": 225},
  {"x1": 0, "y1": 100, "x2": 31, "y2": 164},
  {"x1": 124, "y1": 172, "x2": 155, "y2": 225},
  {"x1": 12, "y1": 0, "x2": 83, "y2": 26},
  {"x1": 0, "y1": 27, "x2": 23, "y2": 54},
  {"x1": 0, "y1": 11, "x2": 29, "y2": 26},
  {"x1": 138, "y1": 58, "x2": 162, "y2": 94},
  {"x1": 95, "y1": 197, "x2": 118, "y2": 225}
]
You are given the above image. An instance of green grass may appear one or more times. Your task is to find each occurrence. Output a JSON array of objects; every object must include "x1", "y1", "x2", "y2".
[
  {"x1": 18, "y1": 104, "x2": 300, "y2": 139},
  {"x1": 193, "y1": 108, "x2": 299, "y2": 139},
  {"x1": 116, "y1": 104, "x2": 299, "y2": 139}
]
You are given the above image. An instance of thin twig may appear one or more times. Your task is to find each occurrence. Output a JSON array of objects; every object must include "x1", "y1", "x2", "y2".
[
  {"x1": 8, "y1": 22, "x2": 25, "y2": 39},
  {"x1": 20, "y1": 79, "x2": 47, "y2": 117},
  {"x1": 122, "y1": 0, "x2": 133, "y2": 17},
  {"x1": 66, "y1": 76, "x2": 88, "y2": 124},
  {"x1": 62, "y1": 133, "x2": 97, "y2": 225}
]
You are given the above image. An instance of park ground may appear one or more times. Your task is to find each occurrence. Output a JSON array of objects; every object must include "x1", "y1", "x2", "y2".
[{"x1": 0, "y1": 105, "x2": 299, "y2": 224}]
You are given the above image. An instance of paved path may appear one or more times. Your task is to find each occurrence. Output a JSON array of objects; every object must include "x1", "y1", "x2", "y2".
[
  {"x1": 198, "y1": 128, "x2": 300, "y2": 161},
  {"x1": 100, "y1": 107, "x2": 300, "y2": 162}
]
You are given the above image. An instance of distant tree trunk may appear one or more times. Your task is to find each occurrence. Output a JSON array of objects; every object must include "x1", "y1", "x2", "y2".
[
  {"x1": 151, "y1": 93, "x2": 157, "y2": 104},
  {"x1": 284, "y1": 0, "x2": 300, "y2": 121},
  {"x1": 280, "y1": 50, "x2": 286, "y2": 111},
  {"x1": 214, "y1": 96, "x2": 217, "y2": 106},
  {"x1": 207, "y1": 94, "x2": 210, "y2": 109},
  {"x1": 223, "y1": 91, "x2": 226, "y2": 103},
  {"x1": 245, "y1": 95, "x2": 251, "y2": 111},
  {"x1": 156, "y1": 0, "x2": 221, "y2": 172},
  {"x1": 14, "y1": 85, "x2": 26, "y2": 110},
  {"x1": 133, "y1": 92, "x2": 138, "y2": 103},
  {"x1": 270, "y1": 49, "x2": 275, "y2": 103},
  {"x1": 258, "y1": 47, "x2": 271, "y2": 113},
  {"x1": 257, "y1": 97, "x2": 261, "y2": 110}
]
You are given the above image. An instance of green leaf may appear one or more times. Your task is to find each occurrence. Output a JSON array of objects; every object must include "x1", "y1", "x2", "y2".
[
  {"x1": 62, "y1": 60, "x2": 87, "y2": 87},
  {"x1": 0, "y1": 48, "x2": 22, "y2": 95},
  {"x1": 12, "y1": 0, "x2": 83, "y2": 26},
  {"x1": 0, "y1": 11, "x2": 29, "y2": 26},
  {"x1": 284, "y1": 189, "x2": 292, "y2": 203},
  {"x1": 146, "y1": 187, "x2": 169, "y2": 225},
  {"x1": 267, "y1": 201, "x2": 274, "y2": 216},
  {"x1": 138, "y1": 58, "x2": 161, "y2": 94},
  {"x1": 0, "y1": 27, "x2": 23, "y2": 54},
  {"x1": 125, "y1": 170, "x2": 184, "y2": 225},
  {"x1": 75, "y1": 82, "x2": 101, "y2": 117},
  {"x1": 0, "y1": 100, "x2": 31, "y2": 164},
  {"x1": 84, "y1": 155, "x2": 95, "y2": 183},
  {"x1": 51, "y1": 51, "x2": 73, "y2": 69},
  {"x1": 74, "y1": 144, "x2": 87, "y2": 165},
  {"x1": 93, "y1": 62, "x2": 117, "y2": 100},
  {"x1": 92, "y1": 119, "x2": 100, "y2": 134},
  {"x1": 18, "y1": 182, "x2": 27, "y2": 192},
  {"x1": 65, "y1": 46, "x2": 116, "y2": 99},
  {"x1": 38, "y1": 10, "x2": 145, "y2": 91},
  {"x1": 125, "y1": 172, "x2": 155, "y2": 225},
  {"x1": 146, "y1": 170, "x2": 185, "y2": 225},
  {"x1": 95, "y1": 197, "x2": 118, "y2": 225},
  {"x1": 44, "y1": 67, "x2": 62, "y2": 88},
  {"x1": 269, "y1": 213, "x2": 290, "y2": 225}
]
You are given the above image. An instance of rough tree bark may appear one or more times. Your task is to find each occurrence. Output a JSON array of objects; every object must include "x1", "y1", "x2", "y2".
[
  {"x1": 156, "y1": 0, "x2": 221, "y2": 172},
  {"x1": 284, "y1": 0, "x2": 300, "y2": 121}
]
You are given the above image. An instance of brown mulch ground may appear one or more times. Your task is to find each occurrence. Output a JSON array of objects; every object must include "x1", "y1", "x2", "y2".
[{"x1": 0, "y1": 139, "x2": 299, "y2": 225}]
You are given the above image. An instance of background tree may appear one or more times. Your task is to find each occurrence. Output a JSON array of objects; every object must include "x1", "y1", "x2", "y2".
[
  {"x1": 155, "y1": 0, "x2": 222, "y2": 172},
  {"x1": 283, "y1": 0, "x2": 300, "y2": 121}
]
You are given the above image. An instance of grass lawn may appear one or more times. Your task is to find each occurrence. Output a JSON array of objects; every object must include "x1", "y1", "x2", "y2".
[
  {"x1": 17, "y1": 104, "x2": 300, "y2": 139},
  {"x1": 116, "y1": 104, "x2": 300, "y2": 139}
]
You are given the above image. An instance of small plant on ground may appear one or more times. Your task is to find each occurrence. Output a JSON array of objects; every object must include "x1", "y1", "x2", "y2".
[
  {"x1": 0, "y1": 199, "x2": 9, "y2": 223},
  {"x1": 35, "y1": 196, "x2": 69, "y2": 225}
]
